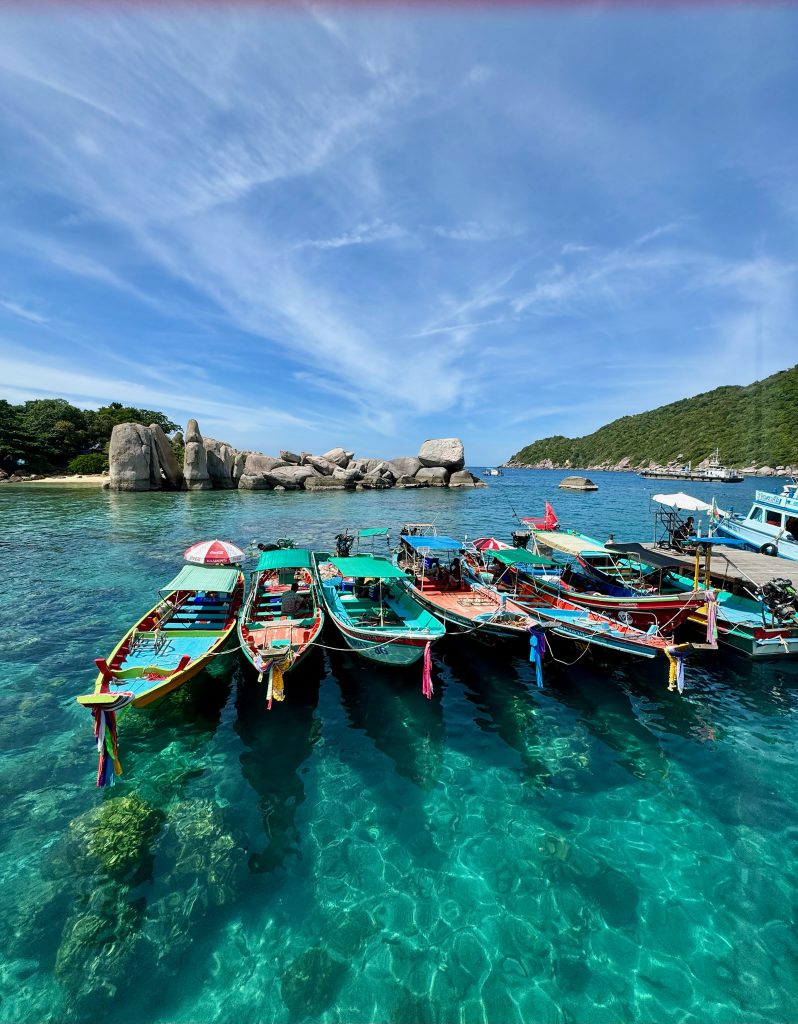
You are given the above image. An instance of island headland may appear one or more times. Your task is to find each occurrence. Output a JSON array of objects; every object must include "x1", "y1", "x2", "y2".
[{"x1": 505, "y1": 364, "x2": 798, "y2": 477}]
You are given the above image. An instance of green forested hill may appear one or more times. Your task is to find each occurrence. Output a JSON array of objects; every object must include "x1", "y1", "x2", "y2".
[{"x1": 508, "y1": 365, "x2": 798, "y2": 468}]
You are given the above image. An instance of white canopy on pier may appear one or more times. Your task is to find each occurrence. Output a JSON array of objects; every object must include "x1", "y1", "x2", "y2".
[{"x1": 652, "y1": 492, "x2": 713, "y2": 512}]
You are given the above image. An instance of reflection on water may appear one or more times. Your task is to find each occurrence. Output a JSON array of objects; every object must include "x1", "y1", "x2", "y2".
[{"x1": 2, "y1": 474, "x2": 798, "y2": 1023}]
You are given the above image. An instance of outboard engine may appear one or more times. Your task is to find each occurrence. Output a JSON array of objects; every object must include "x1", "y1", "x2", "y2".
[
  {"x1": 758, "y1": 578, "x2": 798, "y2": 624},
  {"x1": 335, "y1": 532, "x2": 355, "y2": 557},
  {"x1": 511, "y1": 530, "x2": 531, "y2": 549}
]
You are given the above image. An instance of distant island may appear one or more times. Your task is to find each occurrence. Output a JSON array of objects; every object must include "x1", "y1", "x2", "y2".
[{"x1": 506, "y1": 364, "x2": 798, "y2": 475}]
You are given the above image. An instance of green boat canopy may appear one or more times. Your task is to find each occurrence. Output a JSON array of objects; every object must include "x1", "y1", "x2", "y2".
[
  {"x1": 490, "y1": 549, "x2": 556, "y2": 567},
  {"x1": 161, "y1": 564, "x2": 241, "y2": 594},
  {"x1": 358, "y1": 527, "x2": 389, "y2": 538},
  {"x1": 329, "y1": 556, "x2": 409, "y2": 579},
  {"x1": 256, "y1": 548, "x2": 312, "y2": 572}
]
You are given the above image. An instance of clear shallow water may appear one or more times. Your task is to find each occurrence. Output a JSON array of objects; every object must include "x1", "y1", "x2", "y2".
[{"x1": 2, "y1": 471, "x2": 798, "y2": 1024}]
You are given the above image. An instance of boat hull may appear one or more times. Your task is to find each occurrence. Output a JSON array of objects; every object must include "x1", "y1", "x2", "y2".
[
  {"x1": 713, "y1": 518, "x2": 798, "y2": 560},
  {"x1": 93, "y1": 577, "x2": 244, "y2": 707},
  {"x1": 238, "y1": 566, "x2": 324, "y2": 676}
]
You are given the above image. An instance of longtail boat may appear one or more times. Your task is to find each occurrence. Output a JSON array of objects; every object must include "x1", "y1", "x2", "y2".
[
  {"x1": 566, "y1": 535, "x2": 798, "y2": 658},
  {"x1": 238, "y1": 547, "x2": 324, "y2": 705},
  {"x1": 313, "y1": 552, "x2": 445, "y2": 665},
  {"x1": 398, "y1": 534, "x2": 538, "y2": 639},
  {"x1": 77, "y1": 562, "x2": 244, "y2": 785},
  {"x1": 463, "y1": 546, "x2": 677, "y2": 660},
  {"x1": 471, "y1": 540, "x2": 707, "y2": 633}
]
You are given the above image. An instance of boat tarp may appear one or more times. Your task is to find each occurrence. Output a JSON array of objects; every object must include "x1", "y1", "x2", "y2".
[
  {"x1": 161, "y1": 565, "x2": 240, "y2": 594},
  {"x1": 329, "y1": 556, "x2": 409, "y2": 579},
  {"x1": 401, "y1": 535, "x2": 463, "y2": 551},
  {"x1": 534, "y1": 531, "x2": 607, "y2": 556},
  {"x1": 652, "y1": 492, "x2": 713, "y2": 512},
  {"x1": 256, "y1": 548, "x2": 312, "y2": 572},
  {"x1": 604, "y1": 543, "x2": 685, "y2": 570},
  {"x1": 491, "y1": 549, "x2": 556, "y2": 567},
  {"x1": 358, "y1": 527, "x2": 389, "y2": 538}
]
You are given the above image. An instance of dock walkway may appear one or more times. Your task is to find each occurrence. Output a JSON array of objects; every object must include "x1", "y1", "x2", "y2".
[{"x1": 639, "y1": 544, "x2": 798, "y2": 591}]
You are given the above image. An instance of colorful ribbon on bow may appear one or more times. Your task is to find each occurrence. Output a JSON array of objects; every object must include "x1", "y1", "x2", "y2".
[
  {"x1": 422, "y1": 641, "x2": 433, "y2": 699},
  {"x1": 528, "y1": 628, "x2": 546, "y2": 688},
  {"x1": 705, "y1": 589, "x2": 718, "y2": 646},
  {"x1": 665, "y1": 646, "x2": 687, "y2": 694}
]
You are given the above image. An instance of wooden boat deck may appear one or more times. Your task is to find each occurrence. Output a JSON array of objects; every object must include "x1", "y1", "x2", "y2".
[{"x1": 639, "y1": 544, "x2": 798, "y2": 591}]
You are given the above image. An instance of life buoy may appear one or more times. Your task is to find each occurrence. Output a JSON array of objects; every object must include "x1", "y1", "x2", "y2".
[{"x1": 761, "y1": 543, "x2": 778, "y2": 557}]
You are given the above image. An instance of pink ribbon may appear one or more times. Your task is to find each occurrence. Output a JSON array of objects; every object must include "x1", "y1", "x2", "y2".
[{"x1": 422, "y1": 641, "x2": 433, "y2": 699}]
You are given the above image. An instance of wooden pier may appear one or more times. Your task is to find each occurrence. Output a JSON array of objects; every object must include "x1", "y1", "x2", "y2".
[{"x1": 639, "y1": 544, "x2": 798, "y2": 592}]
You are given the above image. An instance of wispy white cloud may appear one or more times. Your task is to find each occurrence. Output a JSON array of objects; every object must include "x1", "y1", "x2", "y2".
[{"x1": 0, "y1": 298, "x2": 47, "y2": 325}]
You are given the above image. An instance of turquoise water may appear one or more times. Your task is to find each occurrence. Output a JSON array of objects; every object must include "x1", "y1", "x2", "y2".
[{"x1": 2, "y1": 471, "x2": 797, "y2": 1023}]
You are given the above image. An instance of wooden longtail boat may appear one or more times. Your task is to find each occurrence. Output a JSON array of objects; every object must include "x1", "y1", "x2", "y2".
[
  {"x1": 470, "y1": 541, "x2": 707, "y2": 633},
  {"x1": 398, "y1": 534, "x2": 537, "y2": 639},
  {"x1": 313, "y1": 552, "x2": 445, "y2": 665},
  {"x1": 570, "y1": 536, "x2": 798, "y2": 658},
  {"x1": 77, "y1": 563, "x2": 244, "y2": 785},
  {"x1": 238, "y1": 548, "x2": 324, "y2": 701},
  {"x1": 462, "y1": 546, "x2": 675, "y2": 659}
]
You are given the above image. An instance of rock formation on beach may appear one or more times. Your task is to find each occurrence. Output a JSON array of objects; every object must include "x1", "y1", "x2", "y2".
[{"x1": 106, "y1": 425, "x2": 488, "y2": 493}]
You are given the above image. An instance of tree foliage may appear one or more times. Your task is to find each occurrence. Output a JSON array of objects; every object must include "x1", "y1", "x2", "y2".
[
  {"x1": 0, "y1": 397, "x2": 180, "y2": 473},
  {"x1": 508, "y1": 364, "x2": 798, "y2": 468},
  {"x1": 67, "y1": 452, "x2": 109, "y2": 475}
]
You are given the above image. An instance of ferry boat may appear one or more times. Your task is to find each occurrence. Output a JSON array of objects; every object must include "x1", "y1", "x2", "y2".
[
  {"x1": 640, "y1": 447, "x2": 743, "y2": 483},
  {"x1": 711, "y1": 481, "x2": 798, "y2": 560}
]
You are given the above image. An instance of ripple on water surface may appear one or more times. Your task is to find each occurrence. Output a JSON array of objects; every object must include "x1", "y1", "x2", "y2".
[{"x1": 1, "y1": 477, "x2": 798, "y2": 1023}]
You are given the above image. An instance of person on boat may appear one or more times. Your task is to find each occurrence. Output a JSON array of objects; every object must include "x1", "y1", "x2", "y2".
[
  {"x1": 450, "y1": 557, "x2": 462, "y2": 588},
  {"x1": 281, "y1": 581, "x2": 307, "y2": 618}
]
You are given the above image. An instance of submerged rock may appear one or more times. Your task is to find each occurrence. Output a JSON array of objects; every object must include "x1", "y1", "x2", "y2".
[
  {"x1": 281, "y1": 946, "x2": 347, "y2": 1018},
  {"x1": 67, "y1": 794, "x2": 165, "y2": 884},
  {"x1": 160, "y1": 799, "x2": 247, "y2": 907}
]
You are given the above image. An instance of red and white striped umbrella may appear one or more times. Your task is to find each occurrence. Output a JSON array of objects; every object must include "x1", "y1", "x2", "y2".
[
  {"x1": 184, "y1": 539, "x2": 245, "y2": 565},
  {"x1": 472, "y1": 537, "x2": 512, "y2": 551}
]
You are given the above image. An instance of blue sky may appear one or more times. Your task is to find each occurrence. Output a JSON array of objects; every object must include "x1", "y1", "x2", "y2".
[{"x1": 0, "y1": 5, "x2": 796, "y2": 463}]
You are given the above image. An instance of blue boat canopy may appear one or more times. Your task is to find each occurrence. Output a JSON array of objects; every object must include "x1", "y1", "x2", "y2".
[
  {"x1": 401, "y1": 535, "x2": 462, "y2": 551},
  {"x1": 329, "y1": 556, "x2": 409, "y2": 579},
  {"x1": 256, "y1": 548, "x2": 312, "y2": 572}
]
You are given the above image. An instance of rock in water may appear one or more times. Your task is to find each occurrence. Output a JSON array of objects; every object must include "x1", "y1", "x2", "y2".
[
  {"x1": 183, "y1": 419, "x2": 213, "y2": 491},
  {"x1": 306, "y1": 455, "x2": 338, "y2": 476},
  {"x1": 305, "y1": 476, "x2": 350, "y2": 490},
  {"x1": 321, "y1": 447, "x2": 351, "y2": 468},
  {"x1": 415, "y1": 466, "x2": 450, "y2": 486},
  {"x1": 279, "y1": 450, "x2": 302, "y2": 465},
  {"x1": 149, "y1": 423, "x2": 184, "y2": 489},
  {"x1": 418, "y1": 438, "x2": 465, "y2": 472},
  {"x1": 203, "y1": 437, "x2": 236, "y2": 489},
  {"x1": 559, "y1": 475, "x2": 599, "y2": 491},
  {"x1": 389, "y1": 456, "x2": 423, "y2": 478},
  {"x1": 266, "y1": 465, "x2": 318, "y2": 489},
  {"x1": 449, "y1": 470, "x2": 478, "y2": 487},
  {"x1": 108, "y1": 423, "x2": 157, "y2": 491}
]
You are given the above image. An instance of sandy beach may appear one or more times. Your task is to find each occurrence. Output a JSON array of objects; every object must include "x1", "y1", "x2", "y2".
[{"x1": 4, "y1": 475, "x2": 108, "y2": 486}]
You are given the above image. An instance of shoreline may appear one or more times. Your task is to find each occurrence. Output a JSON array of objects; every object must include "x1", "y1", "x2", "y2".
[{"x1": 2, "y1": 475, "x2": 109, "y2": 486}]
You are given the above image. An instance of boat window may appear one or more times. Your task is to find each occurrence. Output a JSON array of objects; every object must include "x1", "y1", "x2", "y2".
[
  {"x1": 749, "y1": 506, "x2": 763, "y2": 522},
  {"x1": 786, "y1": 517, "x2": 798, "y2": 542},
  {"x1": 765, "y1": 509, "x2": 783, "y2": 527}
]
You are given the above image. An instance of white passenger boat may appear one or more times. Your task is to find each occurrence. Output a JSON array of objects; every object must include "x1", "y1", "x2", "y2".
[{"x1": 711, "y1": 482, "x2": 798, "y2": 560}]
